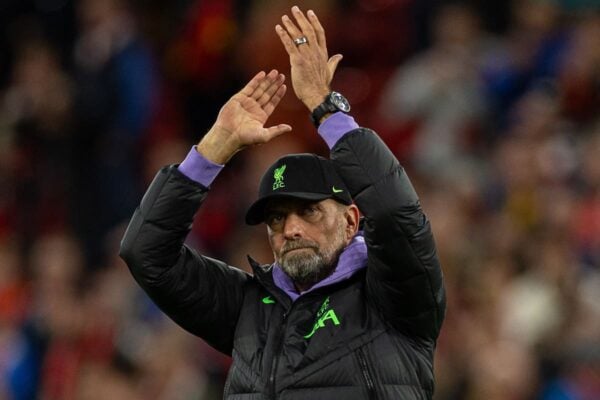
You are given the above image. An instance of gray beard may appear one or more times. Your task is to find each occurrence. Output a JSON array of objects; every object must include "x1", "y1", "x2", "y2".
[{"x1": 277, "y1": 225, "x2": 347, "y2": 288}]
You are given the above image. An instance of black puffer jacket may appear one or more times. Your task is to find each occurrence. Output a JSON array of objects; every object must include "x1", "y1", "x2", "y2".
[{"x1": 120, "y1": 127, "x2": 446, "y2": 399}]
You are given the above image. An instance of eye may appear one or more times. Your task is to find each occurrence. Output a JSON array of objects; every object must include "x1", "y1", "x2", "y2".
[
  {"x1": 266, "y1": 212, "x2": 284, "y2": 228},
  {"x1": 301, "y1": 204, "x2": 319, "y2": 217}
]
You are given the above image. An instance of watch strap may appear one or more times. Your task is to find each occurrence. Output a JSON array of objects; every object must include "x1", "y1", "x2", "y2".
[{"x1": 310, "y1": 100, "x2": 336, "y2": 127}]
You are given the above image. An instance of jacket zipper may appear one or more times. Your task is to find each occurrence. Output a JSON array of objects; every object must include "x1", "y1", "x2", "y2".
[
  {"x1": 356, "y1": 347, "x2": 378, "y2": 400},
  {"x1": 264, "y1": 293, "x2": 330, "y2": 398},
  {"x1": 268, "y1": 311, "x2": 289, "y2": 399}
]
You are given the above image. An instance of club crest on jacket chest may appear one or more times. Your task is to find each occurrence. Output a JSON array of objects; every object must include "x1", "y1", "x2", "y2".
[{"x1": 304, "y1": 296, "x2": 341, "y2": 339}]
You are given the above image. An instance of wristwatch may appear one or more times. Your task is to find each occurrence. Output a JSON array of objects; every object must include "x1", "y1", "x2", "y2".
[{"x1": 310, "y1": 91, "x2": 351, "y2": 127}]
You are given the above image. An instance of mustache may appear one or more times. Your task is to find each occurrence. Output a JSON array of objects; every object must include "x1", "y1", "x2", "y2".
[{"x1": 281, "y1": 240, "x2": 318, "y2": 255}]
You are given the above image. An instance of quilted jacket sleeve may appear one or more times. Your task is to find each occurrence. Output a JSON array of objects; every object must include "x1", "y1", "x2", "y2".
[
  {"x1": 331, "y1": 128, "x2": 446, "y2": 342},
  {"x1": 119, "y1": 165, "x2": 249, "y2": 355}
]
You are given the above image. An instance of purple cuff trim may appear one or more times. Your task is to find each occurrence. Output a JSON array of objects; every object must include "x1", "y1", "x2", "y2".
[
  {"x1": 318, "y1": 112, "x2": 359, "y2": 149},
  {"x1": 177, "y1": 146, "x2": 224, "y2": 187}
]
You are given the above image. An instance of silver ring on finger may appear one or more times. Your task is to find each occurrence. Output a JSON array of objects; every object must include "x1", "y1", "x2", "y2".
[{"x1": 293, "y1": 36, "x2": 308, "y2": 46}]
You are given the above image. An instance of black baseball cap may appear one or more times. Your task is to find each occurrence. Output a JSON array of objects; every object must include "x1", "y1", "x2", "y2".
[{"x1": 245, "y1": 153, "x2": 352, "y2": 225}]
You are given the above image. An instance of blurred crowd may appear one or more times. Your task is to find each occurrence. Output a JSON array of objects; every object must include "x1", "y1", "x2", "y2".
[{"x1": 0, "y1": 0, "x2": 599, "y2": 399}]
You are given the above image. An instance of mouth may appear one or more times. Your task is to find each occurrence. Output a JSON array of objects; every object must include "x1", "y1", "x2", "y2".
[{"x1": 283, "y1": 247, "x2": 316, "y2": 256}]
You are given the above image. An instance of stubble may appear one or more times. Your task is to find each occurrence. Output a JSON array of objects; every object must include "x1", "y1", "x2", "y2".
[{"x1": 277, "y1": 221, "x2": 347, "y2": 288}]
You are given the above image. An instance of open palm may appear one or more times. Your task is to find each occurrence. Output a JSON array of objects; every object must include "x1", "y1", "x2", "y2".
[{"x1": 215, "y1": 70, "x2": 290, "y2": 147}]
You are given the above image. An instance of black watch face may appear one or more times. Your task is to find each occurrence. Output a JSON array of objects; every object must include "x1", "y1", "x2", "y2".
[{"x1": 330, "y1": 91, "x2": 351, "y2": 112}]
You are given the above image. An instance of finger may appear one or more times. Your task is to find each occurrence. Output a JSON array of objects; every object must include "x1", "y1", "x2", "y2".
[
  {"x1": 258, "y1": 73, "x2": 285, "y2": 106},
  {"x1": 327, "y1": 54, "x2": 343, "y2": 81},
  {"x1": 263, "y1": 124, "x2": 292, "y2": 142},
  {"x1": 240, "y1": 71, "x2": 266, "y2": 96},
  {"x1": 263, "y1": 84, "x2": 287, "y2": 116},
  {"x1": 275, "y1": 24, "x2": 298, "y2": 57},
  {"x1": 251, "y1": 69, "x2": 279, "y2": 100},
  {"x1": 307, "y1": 9, "x2": 326, "y2": 49},
  {"x1": 281, "y1": 14, "x2": 305, "y2": 47},
  {"x1": 291, "y1": 6, "x2": 317, "y2": 46}
]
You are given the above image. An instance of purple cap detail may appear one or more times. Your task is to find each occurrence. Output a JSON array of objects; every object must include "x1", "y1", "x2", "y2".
[
  {"x1": 272, "y1": 232, "x2": 367, "y2": 301},
  {"x1": 318, "y1": 112, "x2": 359, "y2": 149},
  {"x1": 178, "y1": 146, "x2": 224, "y2": 187}
]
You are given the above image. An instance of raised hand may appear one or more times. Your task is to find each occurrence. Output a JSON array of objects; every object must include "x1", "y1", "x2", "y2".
[
  {"x1": 275, "y1": 6, "x2": 343, "y2": 111},
  {"x1": 198, "y1": 70, "x2": 292, "y2": 164}
]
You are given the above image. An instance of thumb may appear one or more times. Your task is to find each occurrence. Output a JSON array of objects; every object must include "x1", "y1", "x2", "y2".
[
  {"x1": 263, "y1": 124, "x2": 292, "y2": 142},
  {"x1": 327, "y1": 54, "x2": 343, "y2": 82}
]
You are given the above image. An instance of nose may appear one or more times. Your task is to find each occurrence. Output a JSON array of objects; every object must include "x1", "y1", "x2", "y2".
[{"x1": 282, "y1": 213, "x2": 304, "y2": 239}]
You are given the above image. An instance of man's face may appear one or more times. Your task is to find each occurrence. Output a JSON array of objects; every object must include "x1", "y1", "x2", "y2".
[{"x1": 265, "y1": 198, "x2": 357, "y2": 289}]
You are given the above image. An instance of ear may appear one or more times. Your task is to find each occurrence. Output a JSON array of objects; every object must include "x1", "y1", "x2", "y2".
[{"x1": 344, "y1": 204, "x2": 360, "y2": 240}]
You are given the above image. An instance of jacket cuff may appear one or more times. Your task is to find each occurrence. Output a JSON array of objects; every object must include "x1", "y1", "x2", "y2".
[
  {"x1": 318, "y1": 112, "x2": 360, "y2": 149},
  {"x1": 178, "y1": 146, "x2": 224, "y2": 187}
]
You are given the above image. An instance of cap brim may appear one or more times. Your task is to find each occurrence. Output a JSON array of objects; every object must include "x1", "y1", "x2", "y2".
[{"x1": 245, "y1": 192, "x2": 333, "y2": 225}]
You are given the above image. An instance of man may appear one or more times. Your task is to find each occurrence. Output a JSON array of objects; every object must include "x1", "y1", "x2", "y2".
[{"x1": 120, "y1": 6, "x2": 445, "y2": 399}]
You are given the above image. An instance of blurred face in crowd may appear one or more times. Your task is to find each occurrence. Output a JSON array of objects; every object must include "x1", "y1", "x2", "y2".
[
  {"x1": 433, "y1": 4, "x2": 480, "y2": 48},
  {"x1": 266, "y1": 198, "x2": 359, "y2": 290},
  {"x1": 78, "y1": 0, "x2": 124, "y2": 28}
]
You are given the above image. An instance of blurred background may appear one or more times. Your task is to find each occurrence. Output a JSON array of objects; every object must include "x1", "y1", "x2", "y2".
[{"x1": 0, "y1": 0, "x2": 599, "y2": 398}]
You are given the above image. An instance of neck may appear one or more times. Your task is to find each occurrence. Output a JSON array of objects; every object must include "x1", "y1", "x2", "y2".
[{"x1": 294, "y1": 281, "x2": 314, "y2": 293}]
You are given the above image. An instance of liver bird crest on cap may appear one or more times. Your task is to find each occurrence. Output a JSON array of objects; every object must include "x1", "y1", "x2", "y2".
[{"x1": 273, "y1": 164, "x2": 286, "y2": 190}]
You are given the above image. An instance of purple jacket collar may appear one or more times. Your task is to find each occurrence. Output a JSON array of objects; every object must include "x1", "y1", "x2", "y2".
[{"x1": 272, "y1": 232, "x2": 367, "y2": 301}]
